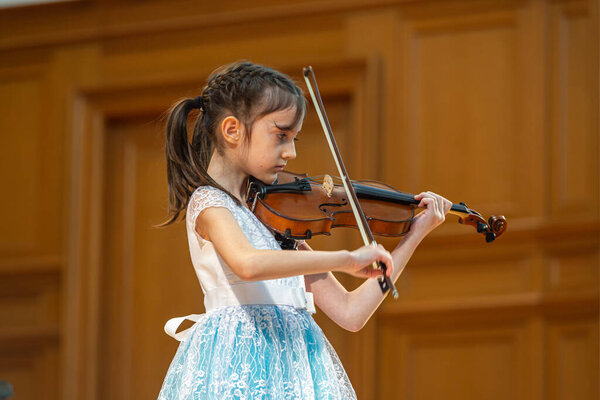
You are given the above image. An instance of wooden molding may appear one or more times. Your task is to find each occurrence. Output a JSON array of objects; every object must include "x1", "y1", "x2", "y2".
[{"x1": 0, "y1": 0, "x2": 415, "y2": 52}]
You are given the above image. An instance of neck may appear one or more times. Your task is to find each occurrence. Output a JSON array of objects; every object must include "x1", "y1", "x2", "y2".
[{"x1": 206, "y1": 152, "x2": 249, "y2": 204}]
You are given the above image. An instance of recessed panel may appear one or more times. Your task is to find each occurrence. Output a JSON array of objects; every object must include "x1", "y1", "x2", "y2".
[
  {"x1": 411, "y1": 25, "x2": 518, "y2": 217},
  {"x1": 379, "y1": 320, "x2": 524, "y2": 400},
  {"x1": 548, "y1": 5, "x2": 598, "y2": 217},
  {"x1": 547, "y1": 318, "x2": 599, "y2": 400},
  {"x1": 0, "y1": 77, "x2": 40, "y2": 254}
]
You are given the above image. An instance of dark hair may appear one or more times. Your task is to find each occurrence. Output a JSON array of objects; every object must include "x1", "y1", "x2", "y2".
[{"x1": 156, "y1": 61, "x2": 306, "y2": 227}]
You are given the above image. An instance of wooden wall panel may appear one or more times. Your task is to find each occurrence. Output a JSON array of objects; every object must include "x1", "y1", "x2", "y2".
[
  {"x1": 379, "y1": 318, "x2": 531, "y2": 400},
  {"x1": 0, "y1": 54, "x2": 64, "y2": 400},
  {"x1": 0, "y1": 0, "x2": 597, "y2": 400},
  {"x1": 394, "y1": 1, "x2": 544, "y2": 230},
  {"x1": 548, "y1": 0, "x2": 599, "y2": 219},
  {"x1": 0, "y1": 272, "x2": 60, "y2": 400},
  {"x1": 0, "y1": 347, "x2": 56, "y2": 400},
  {"x1": 547, "y1": 317, "x2": 599, "y2": 400},
  {"x1": 0, "y1": 71, "x2": 45, "y2": 254}
]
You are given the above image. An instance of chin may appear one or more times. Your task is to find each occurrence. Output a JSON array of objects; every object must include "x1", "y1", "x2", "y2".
[{"x1": 253, "y1": 172, "x2": 278, "y2": 184}]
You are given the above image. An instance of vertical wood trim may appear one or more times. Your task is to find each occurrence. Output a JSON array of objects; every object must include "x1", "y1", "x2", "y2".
[
  {"x1": 64, "y1": 94, "x2": 105, "y2": 400},
  {"x1": 63, "y1": 92, "x2": 87, "y2": 400},
  {"x1": 120, "y1": 136, "x2": 138, "y2": 399}
]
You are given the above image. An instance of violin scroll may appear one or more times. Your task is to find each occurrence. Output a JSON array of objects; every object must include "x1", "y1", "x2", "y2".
[{"x1": 455, "y1": 202, "x2": 507, "y2": 243}]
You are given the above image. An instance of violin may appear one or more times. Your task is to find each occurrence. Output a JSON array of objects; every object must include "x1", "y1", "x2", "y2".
[
  {"x1": 248, "y1": 66, "x2": 507, "y2": 299},
  {"x1": 247, "y1": 171, "x2": 507, "y2": 243}
]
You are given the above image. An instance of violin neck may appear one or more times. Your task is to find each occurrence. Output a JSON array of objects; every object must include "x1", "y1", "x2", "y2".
[
  {"x1": 449, "y1": 202, "x2": 471, "y2": 217},
  {"x1": 354, "y1": 183, "x2": 471, "y2": 217}
]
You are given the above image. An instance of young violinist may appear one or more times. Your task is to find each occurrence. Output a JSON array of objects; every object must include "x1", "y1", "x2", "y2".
[{"x1": 157, "y1": 60, "x2": 452, "y2": 399}]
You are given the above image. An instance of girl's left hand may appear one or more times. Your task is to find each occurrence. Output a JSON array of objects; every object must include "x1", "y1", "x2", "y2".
[{"x1": 410, "y1": 191, "x2": 452, "y2": 238}]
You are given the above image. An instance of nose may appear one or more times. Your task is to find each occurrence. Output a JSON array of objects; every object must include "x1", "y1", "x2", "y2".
[{"x1": 282, "y1": 141, "x2": 296, "y2": 160}]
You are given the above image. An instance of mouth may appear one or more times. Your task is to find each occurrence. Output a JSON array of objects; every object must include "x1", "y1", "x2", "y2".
[{"x1": 274, "y1": 165, "x2": 286, "y2": 171}]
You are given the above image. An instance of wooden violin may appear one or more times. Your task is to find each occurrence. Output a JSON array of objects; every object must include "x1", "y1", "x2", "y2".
[{"x1": 247, "y1": 170, "x2": 507, "y2": 243}]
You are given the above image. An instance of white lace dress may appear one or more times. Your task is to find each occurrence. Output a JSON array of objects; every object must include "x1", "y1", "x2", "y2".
[{"x1": 157, "y1": 186, "x2": 357, "y2": 400}]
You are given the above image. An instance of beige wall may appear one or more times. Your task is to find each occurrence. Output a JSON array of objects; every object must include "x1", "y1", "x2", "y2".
[{"x1": 0, "y1": 0, "x2": 598, "y2": 399}]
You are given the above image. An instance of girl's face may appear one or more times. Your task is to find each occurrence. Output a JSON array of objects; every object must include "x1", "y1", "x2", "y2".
[{"x1": 242, "y1": 107, "x2": 302, "y2": 184}]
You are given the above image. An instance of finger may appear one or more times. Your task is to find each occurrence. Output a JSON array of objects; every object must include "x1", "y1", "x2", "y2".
[
  {"x1": 381, "y1": 262, "x2": 393, "y2": 277},
  {"x1": 429, "y1": 192, "x2": 444, "y2": 218},
  {"x1": 414, "y1": 191, "x2": 430, "y2": 201},
  {"x1": 436, "y1": 195, "x2": 448, "y2": 219},
  {"x1": 364, "y1": 267, "x2": 382, "y2": 278},
  {"x1": 430, "y1": 192, "x2": 452, "y2": 216},
  {"x1": 427, "y1": 191, "x2": 442, "y2": 216},
  {"x1": 418, "y1": 197, "x2": 434, "y2": 208},
  {"x1": 385, "y1": 253, "x2": 394, "y2": 277},
  {"x1": 444, "y1": 199, "x2": 452, "y2": 214},
  {"x1": 430, "y1": 192, "x2": 442, "y2": 214},
  {"x1": 377, "y1": 249, "x2": 394, "y2": 277}
]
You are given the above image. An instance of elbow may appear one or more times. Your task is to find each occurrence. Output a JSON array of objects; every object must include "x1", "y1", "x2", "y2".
[
  {"x1": 341, "y1": 292, "x2": 366, "y2": 332},
  {"x1": 233, "y1": 254, "x2": 260, "y2": 281},
  {"x1": 344, "y1": 320, "x2": 366, "y2": 333},
  {"x1": 342, "y1": 306, "x2": 367, "y2": 332},
  {"x1": 236, "y1": 268, "x2": 254, "y2": 281}
]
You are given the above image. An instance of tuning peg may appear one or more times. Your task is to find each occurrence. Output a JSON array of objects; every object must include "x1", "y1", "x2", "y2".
[{"x1": 476, "y1": 221, "x2": 488, "y2": 233}]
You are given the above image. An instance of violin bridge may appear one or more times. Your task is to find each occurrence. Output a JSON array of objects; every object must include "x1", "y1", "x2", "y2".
[{"x1": 322, "y1": 174, "x2": 334, "y2": 198}]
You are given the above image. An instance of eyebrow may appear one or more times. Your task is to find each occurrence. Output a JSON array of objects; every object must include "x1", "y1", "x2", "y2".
[{"x1": 273, "y1": 121, "x2": 298, "y2": 132}]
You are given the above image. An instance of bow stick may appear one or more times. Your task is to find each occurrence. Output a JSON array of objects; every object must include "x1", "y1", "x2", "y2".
[{"x1": 303, "y1": 66, "x2": 399, "y2": 299}]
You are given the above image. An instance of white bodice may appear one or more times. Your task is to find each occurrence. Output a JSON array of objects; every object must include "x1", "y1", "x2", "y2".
[
  {"x1": 163, "y1": 185, "x2": 315, "y2": 341},
  {"x1": 185, "y1": 185, "x2": 304, "y2": 292}
]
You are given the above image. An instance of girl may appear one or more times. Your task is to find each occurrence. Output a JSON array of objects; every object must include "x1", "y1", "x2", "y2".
[{"x1": 157, "y1": 61, "x2": 451, "y2": 399}]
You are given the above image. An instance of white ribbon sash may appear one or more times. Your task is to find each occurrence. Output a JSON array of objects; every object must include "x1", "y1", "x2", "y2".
[{"x1": 164, "y1": 283, "x2": 316, "y2": 341}]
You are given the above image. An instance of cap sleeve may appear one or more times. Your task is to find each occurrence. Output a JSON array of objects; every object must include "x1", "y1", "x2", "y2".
[{"x1": 187, "y1": 186, "x2": 236, "y2": 231}]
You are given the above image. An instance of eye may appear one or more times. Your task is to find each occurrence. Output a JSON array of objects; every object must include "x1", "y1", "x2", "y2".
[{"x1": 277, "y1": 132, "x2": 299, "y2": 143}]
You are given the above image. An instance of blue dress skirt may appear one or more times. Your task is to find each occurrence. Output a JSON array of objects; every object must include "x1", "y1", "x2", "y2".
[{"x1": 157, "y1": 305, "x2": 357, "y2": 399}]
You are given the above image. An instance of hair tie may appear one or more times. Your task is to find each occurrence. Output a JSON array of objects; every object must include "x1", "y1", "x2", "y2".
[{"x1": 190, "y1": 95, "x2": 205, "y2": 111}]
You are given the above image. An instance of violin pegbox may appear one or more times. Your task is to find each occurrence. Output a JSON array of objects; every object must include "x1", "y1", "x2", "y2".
[{"x1": 322, "y1": 175, "x2": 334, "y2": 198}]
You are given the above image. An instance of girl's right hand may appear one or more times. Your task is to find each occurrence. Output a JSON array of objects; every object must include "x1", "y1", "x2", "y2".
[{"x1": 340, "y1": 244, "x2": 394, "y2": 279}]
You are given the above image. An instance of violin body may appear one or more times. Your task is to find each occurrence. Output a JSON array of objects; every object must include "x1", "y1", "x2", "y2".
[
  {"x1": 248, "y1": 171, "x2": 507, "y2": 242},
  {"x1": 247, "y1": 171, "x2": 416, "y2": 240}
]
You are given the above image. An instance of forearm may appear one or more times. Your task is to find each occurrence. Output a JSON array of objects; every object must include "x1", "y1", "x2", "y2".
[
  {"x1": 344, "y1": 231, "x2": 425, "y2": 330},
  {"x1": 241, "y1": 248, "x2": 352, "y2": 281}
]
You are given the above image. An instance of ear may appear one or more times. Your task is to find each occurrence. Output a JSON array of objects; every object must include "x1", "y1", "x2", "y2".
[{"x1": 220, "y1": 116, "x2": 242, "y2": 145}]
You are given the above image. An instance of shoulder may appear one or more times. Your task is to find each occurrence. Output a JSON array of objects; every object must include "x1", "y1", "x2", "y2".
[
  {"x1": 187, "y1": 185, "x2": 237, "y2": 222},
  {"x1": 189, "y1": 185, "x2": 234, "y2": 210},
  {"x1": 190, "y1": 188, "x2": 253, "y2": 248}
]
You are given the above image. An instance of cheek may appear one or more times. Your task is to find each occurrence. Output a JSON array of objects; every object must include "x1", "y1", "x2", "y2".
[{"x1": 249, "y1": 146, "x2": 266, "y2": 169}]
